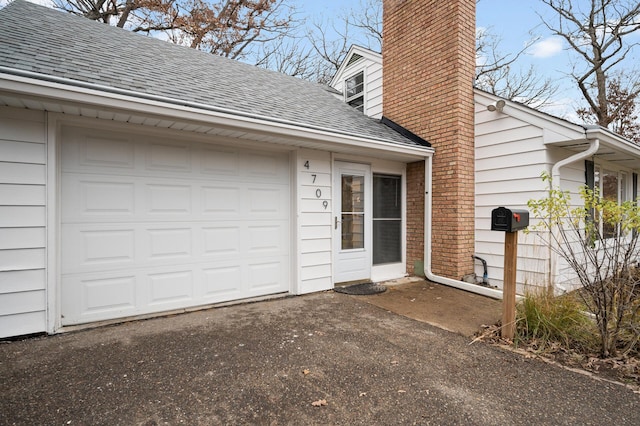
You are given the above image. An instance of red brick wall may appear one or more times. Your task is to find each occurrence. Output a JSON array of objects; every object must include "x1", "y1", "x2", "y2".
[
  {"x1": 383, "y1": 0, "x2": 476, "y2": 279},
  {"x1": 405, "y1": 161, "x2": 425, "y2": 275}
]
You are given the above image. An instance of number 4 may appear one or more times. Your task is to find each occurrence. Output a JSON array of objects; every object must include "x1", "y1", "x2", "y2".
[{"x1": 304, "y1": 160, "x2": 310, "y2": 169}]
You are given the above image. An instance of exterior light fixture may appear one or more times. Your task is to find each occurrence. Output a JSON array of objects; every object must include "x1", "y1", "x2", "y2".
[{"x1": 487, "y1": 99, "x2": 506, "y2": 112}]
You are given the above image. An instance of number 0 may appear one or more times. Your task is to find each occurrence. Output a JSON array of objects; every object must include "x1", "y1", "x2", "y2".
[{"x1": 315, "y1": 189, "x2": 322, "y2": 198}]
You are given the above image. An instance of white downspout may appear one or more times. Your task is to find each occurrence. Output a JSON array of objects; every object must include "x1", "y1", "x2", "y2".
[
  {"x1": 423, "y1": 155, "x2": 504, "y2": 299},
  {"x1": 548, "y1": 138, "x2": 600, "y2": 292}
]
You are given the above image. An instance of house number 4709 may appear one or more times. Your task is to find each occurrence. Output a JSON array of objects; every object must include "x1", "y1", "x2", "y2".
[{"x1": 304, "y1": 160, "x2": 327, "y2": 209}]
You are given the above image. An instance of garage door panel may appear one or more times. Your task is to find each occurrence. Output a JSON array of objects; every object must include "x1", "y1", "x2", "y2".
[
  {"x1": 61, "y1": 130, "x2": 135, "y2": 172},
  {"x1": 247, "y1": 259, "x2": 288, "y2": 292},
  {"x1": 61, "y1": 273, "x2": 138, "y2": 323},
  {"x1": 201, "y1": 186, "x2": 241, "y2": 216},
  {"x1": 243, "y1": 152, "x2": 289, "y2": 182},
  {"x1": 147, "y1": 228, "x2": 192, "y2": 260},
  {"x1": 248, "y1": 187, "x2": 287, "y2": 215},
  {"x1": 201, "y1": 148, "x2": 240, "y2": 176},
  {"x1": 202, "y1": 226, "x2": 241, "y2": 257},
  {"x1": 146, "y1": 184, "x2": 192, "y2": 215},
  {"x1": 247, "y1": 224, "x2": 287, "y2": 254},
  {"x1": 202, "y1": 264, "x2": 243, "y2": 300},
  {"x1": 62, "y1": 225, "x2": 136, "y2": 272},
  {"x1": 146, "y1": 142, "x2": 192, "y2": 172},
  {"x1": 148, "y1": 270, "x2": 194, "y2": 306},
  {"x1": 61, "y1": 130, "x2": 290, "y2": 326},
  {"x1": 62, "y1": 259, "x2": 289, "y2": 324},
  {"x1": 61, "y1": 175, "x2": 136, "y2": 220}
]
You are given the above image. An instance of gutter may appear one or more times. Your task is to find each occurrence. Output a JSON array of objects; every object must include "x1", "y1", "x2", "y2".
[
  {"x1": 423, "y1": 155, "x2": 504, "y2": 300},
  {"x1": 548, "y1": 136, "x2": 600, "y2": 291}
]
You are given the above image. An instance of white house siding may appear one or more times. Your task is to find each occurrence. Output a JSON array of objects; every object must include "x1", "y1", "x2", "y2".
[
  {"x1": 331, "y1": 55, "x2": 383, "y2": 120},
  {"x1": 474, "y1": 104, "x2": 552, "y2": 293},
  {"x1": 296, "y1": 149, "x2": 333, "y2": 293},
  {"x1": 0, "y1": 106, "x2": 47, "y2": 337}
]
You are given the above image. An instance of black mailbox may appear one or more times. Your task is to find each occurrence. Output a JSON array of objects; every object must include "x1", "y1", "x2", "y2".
[{"x1": 491, "y1": 207, "x2": 529, "y2": 232}]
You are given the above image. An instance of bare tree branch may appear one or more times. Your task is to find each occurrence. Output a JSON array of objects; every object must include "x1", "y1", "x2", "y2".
[
  {"x1": 539, "y1": 0, "x2": 640, "y2": 128},
  {"x1": 54, "y1": 0, "x2": 298, "y2": 63}
]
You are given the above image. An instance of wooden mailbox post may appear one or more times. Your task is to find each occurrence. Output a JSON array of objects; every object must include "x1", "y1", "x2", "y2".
[{"x1": 491, "y1": 207, "x2": 529, "y2": 340}]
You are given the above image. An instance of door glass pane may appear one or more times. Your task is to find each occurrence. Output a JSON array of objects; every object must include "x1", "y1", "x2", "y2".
[
  {"x1": 342, "y1": 175, "x2": 364, "y2": 212},
  {"x1": 341, "y1": 175, "x2": 365, "y2": 250},
  {"x1": 373, "y1": 174, "x2": 402, "y2": 265},
  {"x1": 342, "y1": 213, "x2": 364, "y2": 249}
]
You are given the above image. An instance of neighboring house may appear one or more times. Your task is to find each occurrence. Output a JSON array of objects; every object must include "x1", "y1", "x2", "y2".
[
  {"x1": 0, "y1": 1, "x2": 444, "y2": 338},
  {"x1": 332, "y1": 46, "x2": 640, "y2": 294}
]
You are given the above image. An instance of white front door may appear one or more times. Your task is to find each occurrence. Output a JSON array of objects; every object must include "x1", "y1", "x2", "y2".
[{"x1": 333, "y1": 161, "x2": 372, "y2": 283}]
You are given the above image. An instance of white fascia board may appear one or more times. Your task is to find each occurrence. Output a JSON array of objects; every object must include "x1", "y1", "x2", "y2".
[
  {"x1": 474, "y1": 89, "x2": 586, "y2": 141},
  {"x1": 0, "y1": 72, "x2": 432, "y2": 158},
  {"x1": 585, "y1": 127, "x2": 640, "y2": 160}
]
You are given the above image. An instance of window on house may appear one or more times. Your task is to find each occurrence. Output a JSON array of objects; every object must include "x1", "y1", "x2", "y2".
[
  {"x1": 592, "y1": 165, "x2": 630, "y2": 238},
  {"x1": 373, "y1": 174, "x2": 402, "y2": 264},
  {"x1": 345, "y1": 72, "x2": 364, "y2": 113}
]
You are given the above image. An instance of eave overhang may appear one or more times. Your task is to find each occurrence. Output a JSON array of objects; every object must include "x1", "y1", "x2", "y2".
[{"x1": 0, "y1": 69, "x2": 433, "y2": 162}]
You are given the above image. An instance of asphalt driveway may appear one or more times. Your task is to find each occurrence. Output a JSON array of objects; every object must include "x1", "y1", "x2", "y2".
[{"x1": 1, "y1": 291, "x2": 638, "y2": 425}]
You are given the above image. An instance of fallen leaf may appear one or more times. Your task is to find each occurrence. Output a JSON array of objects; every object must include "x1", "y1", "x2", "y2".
[
  {"x1": 302, "y1": 369, "x2": 310, "y2": 375},
  {"x1": 359, "y1": 392, "x2": 367, "y2": 397},
  {"x1": 397, "y1": 390, "x2": 406, "y2": 393},
  {"x1": 311, "y1": 399, "x2": 327, "y2": 407}
]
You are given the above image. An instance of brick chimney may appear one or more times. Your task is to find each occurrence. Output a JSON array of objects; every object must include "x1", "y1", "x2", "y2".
[{"x1": 383, "y1": 0, "x2": 476, "y2": 280}]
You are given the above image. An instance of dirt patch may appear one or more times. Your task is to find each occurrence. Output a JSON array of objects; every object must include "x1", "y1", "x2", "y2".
[{"x1": 360, "y1": 278, "x2": 502, "y2": 337}]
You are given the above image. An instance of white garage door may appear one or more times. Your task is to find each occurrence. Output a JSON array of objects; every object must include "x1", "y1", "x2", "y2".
[{"x1": 60, "y1": 127, "x2": 290, "y2": 325}]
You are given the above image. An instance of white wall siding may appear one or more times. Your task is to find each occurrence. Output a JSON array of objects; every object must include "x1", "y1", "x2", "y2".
[
  {"x1": 296, "y1": 149, "x2": 333, "y2": 293},
  {"x1": 0, "y1": 106, "x2": 47, "y2": 337},
  {"x1": 331, "y1": 54, "x2": 383, "y2": 120},
  {"x1": 474, "y1": 102, "x2": 552, "y2": 293},
  {"x1": 365, "y1": 62, "x2": 383, "y2": 119}
]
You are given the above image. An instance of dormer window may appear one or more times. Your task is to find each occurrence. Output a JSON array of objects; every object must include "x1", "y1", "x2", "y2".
[{"x1": 345, "y1": 72, "x2": 364, "y2": 112}]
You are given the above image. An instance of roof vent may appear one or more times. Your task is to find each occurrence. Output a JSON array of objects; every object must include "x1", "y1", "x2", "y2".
[{"x1": 346, "y1": 53, "x2": 363, "y2": 67}]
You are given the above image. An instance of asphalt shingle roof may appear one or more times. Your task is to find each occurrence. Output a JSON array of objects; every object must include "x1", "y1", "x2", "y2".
[{"x1": 0, "y1": 0, "x2": 426, "y2": 148}]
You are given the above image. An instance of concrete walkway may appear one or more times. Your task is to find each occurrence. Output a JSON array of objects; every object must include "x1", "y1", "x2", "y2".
[
  {"x1": 365, "y1": 278, "x2": 502, "y2": 336},
  {"x1": 1, "y1": 291, "x2": 638, "y2": 425}
]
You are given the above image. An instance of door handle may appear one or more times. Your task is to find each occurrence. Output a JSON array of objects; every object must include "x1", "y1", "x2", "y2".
[{"x1": 335, "y1": 216, "x2": 341, "y2": 229}]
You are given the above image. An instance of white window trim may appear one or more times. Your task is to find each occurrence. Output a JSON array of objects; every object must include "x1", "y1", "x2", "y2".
[{"x1": 344, "y1": 71, "x2": 365, "y2": 112}]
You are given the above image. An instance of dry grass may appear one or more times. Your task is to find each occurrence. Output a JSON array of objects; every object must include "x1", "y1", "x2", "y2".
[{"x1": 515, "y1": 289, "x2": 597, "y2": 353}]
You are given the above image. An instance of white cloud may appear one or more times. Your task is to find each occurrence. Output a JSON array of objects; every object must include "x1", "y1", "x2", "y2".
[{"x1": 528, "y1": 37, "x2": 564, "y2": 58}]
